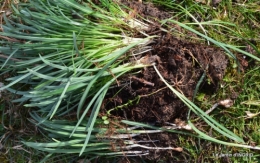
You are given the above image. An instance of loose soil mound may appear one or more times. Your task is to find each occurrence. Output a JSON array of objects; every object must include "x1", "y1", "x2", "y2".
[{"x1": 99, "y1": 1, "x2": 230, "y2": 161}]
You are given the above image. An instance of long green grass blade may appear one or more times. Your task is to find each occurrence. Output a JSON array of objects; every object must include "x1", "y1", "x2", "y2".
[{"x1": 49, "y1": 78, "x2": 71, "y2": 119}]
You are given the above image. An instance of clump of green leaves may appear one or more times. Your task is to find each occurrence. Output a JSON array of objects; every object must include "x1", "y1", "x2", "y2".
[{"x1": 0, "y1": 0, "x2": 153, "y2": 155}]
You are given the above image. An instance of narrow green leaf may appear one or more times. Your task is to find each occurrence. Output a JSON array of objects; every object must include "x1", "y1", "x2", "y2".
[
  {"x1": 0, "y1": 48, "x2": 19, "y2": 69},
  {"x1": 49, "y1": 78, "x2": 71, "y2": 119}
]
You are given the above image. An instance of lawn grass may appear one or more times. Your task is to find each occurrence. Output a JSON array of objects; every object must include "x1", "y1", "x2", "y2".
[
  {"x1": 0, "y1": 0, "x2": 260, "y2": 162},
  {"x1": 177, "y1": 64, "x2": 260, "y2": 162}
]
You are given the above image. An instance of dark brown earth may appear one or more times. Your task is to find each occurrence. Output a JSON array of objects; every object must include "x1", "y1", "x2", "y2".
[
  {"x1": 95, "y1": 1, "x2": 235, "y2": 162},
  {"x1": 104, "y1": 0, "x2": 229, "y2": 119}
]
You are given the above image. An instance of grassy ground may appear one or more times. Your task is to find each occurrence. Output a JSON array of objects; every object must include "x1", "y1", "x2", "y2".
[
  {"x1": 163, "y1": 0, "x2": 260, "y2": 162},
  {"x1": 181, "y1": 65, "x2": 260, "y2": 162},
  {"x1": 0, "y1": 0, "x2": 260, "y2": 162}
]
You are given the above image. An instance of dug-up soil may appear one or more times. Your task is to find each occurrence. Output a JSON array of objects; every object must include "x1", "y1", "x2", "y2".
[{"x1": 97, "y1": 1, "x2": 245, "y2": 162}]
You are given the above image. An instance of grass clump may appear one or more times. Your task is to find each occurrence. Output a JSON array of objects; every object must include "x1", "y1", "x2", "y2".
[{"x1": 0, "y1": 0, "x2": 156, "y2": 156}]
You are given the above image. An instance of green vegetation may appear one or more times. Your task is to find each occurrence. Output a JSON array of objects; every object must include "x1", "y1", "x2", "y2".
[{"x1": 0, "y1": 0, "x2": 260, "y2": 162}]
